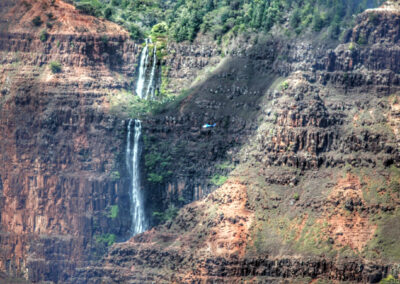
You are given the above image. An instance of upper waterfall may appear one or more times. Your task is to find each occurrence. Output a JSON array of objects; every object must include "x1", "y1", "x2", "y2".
[{"x1": 135, "y1": 38, "x2": 159, "y2": 100}]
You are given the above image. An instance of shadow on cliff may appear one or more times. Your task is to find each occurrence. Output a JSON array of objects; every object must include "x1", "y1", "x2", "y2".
[{"x1": 140, "y1": 38, "x2": 282, "y2": 228}]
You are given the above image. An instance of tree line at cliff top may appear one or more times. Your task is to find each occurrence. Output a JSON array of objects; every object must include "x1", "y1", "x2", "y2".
[{"x1": 71, "y1": 0, "x2": 383, "y2": 42}]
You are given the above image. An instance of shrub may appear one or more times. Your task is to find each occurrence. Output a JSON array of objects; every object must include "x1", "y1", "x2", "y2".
[
  {"x1": 147, "y1": 173, "x2": 163, "y2": 183},
  {"x1": 128, "y1": 24, "x2": 144, "y2": 40},
  {"x1": 357, "y1": 34, "x2": 367, "y2": 45},
  {"x1": 104, "y1": 7, "x2": 114, "y2": 19},
  {"x1": 49, "y1": 61, "x2": 62, "y2": 73},
  {"x1": 380, "y1": 275, "x2": 400, "y2": 284},
  {"x1": 151, "y1": 22, "x2": 168, "y2": 37},
  {"x1": 210, "y1": 174, "x2": 228, "y2": 186},
  {"x1": 110, "y1": 170, "x2": 120, "y2": 181},
  {"x1": 108, "y1": 205, "x2": 119, "y2": 219},
  {"x1": 280, "y1": 81, "x2": 289, "y2": 90},
  {"x1": 75, "y1": 3, "x2": 101, "y2": 17},
  {"x1": 153, "y1": 204, "x2": 179, "y2": 223},
  {"x1": 293, "y1": 193, "x2": 300, "y2": 201},
  {"x1": 390, "y1": 181, "x2": 400, "y2": 193},
  {"x1": 95, "y1": 233, "x2": 116, "y2": 246},
  {"x1": 32, "y1": 16, "x2": 42, "y2": 26},
  {"x1": 101, "y1": 35, "x2": 108, "y2": 44},
  {"x1": 40, "y1": 30, "x2": 48, "y2": 42},
  {"x1": 312, "y1": 12, "x2": 325, "y2": 31}
]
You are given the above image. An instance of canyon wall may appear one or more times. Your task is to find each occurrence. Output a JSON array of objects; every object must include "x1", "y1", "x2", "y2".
[
  {"x1": 80, "y1": 3, "x2": 400, "y2": 283},
  {"x1": 0, "y1": 0, "x2": 139, "y2": 281},
  {"x1": 1, "y1": 0, "x2": 400, "y2": 283}
]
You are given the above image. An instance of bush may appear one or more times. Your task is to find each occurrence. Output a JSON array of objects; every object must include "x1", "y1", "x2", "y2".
[
  {"x1": 40, "y1": 30, "x2": 48, "y2": 42},
  {"x1": 128, "y1": 24, "x2": 144, "y2": 40},
  {"x1": 153, "y1": 204, "x2": 179, "y2": 223},
  {"x1": 49, "y1": 61, "x2": 62, "y2": 73},
  {"x1": 95, "y1": 233, "x2": 116, "y2": 246},
  {"x1": 390, "y1": 181, "x2": 400, "y2": 192},
  {"x1": 210, "y1": 174, "x2": 228, "y2": 186},
  {"x1": 75, "y1": 2, "x2": 101, "y2": 17},
  {"x1": 280, "y1": 81, "x2": 289, "y2": 90},
  {"x1": 293, "y1": 193, "x2": 300, "y2": 201},
  {"x1": 104, "y1": 7, "x2": 114, "y2": 19},
  {"x1": 147, "y1": 173, "x2": 163, "y2": 183},
  {"x1": 110, "y1": 170, "x2": 120, "y2": 181},
  {"x1": 380, "y1": 275, "x2": 400, "y2": 284},
  {"x1": 46, "y1": 12, "x2": 54, "y2": 20},
  {"x1": 32, "y1": 16, "x2": 42, "y2": 26},
  {"x1": 108, "y1": 205, "x2": 119, "y2": 219}
]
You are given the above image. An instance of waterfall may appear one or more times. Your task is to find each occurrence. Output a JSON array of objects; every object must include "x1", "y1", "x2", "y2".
[
  {"x1": 135, "y1": 39, "x2": 150, "y2": 99},
  {"x1": 126, "y1": 119, "x2": 146, "y2": 235},
  {"x1": 145, "y1": 44, "x2": 157, "y2": 99},
  {"x1": 135, "y1": 38, "x2": 158, "y2": 100}
]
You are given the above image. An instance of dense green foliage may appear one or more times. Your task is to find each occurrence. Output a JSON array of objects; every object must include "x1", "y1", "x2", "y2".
[
  {"x1": 108, "y1": 205, "x2": 119, "y2": 219},
  {"x1": 210, "y1": 174, "x2": 228, "y2": 186},
  {"x1": 72, "y1": 0, "x2": 383, "y2": 42},
  {"x1": 152, "y1": 204, "x2": 179, "y2": 223},
  {"x1": 49, "y1": 61, "x2": 62, "y2": 73},
  {"x1": 143, "y1": 136, "x2": 173, "y2": 184},
  {"x1": 95, "y1": 233, "x2": 116, "y2": 246}
]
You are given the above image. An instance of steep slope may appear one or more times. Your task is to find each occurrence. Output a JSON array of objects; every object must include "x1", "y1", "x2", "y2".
[{"x1": 80, "y1": 3, "x2": 400, "y2": 283}]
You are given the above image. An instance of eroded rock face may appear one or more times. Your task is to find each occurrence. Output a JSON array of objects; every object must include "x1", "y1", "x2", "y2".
[
  {"x1": 80, "y1": 4, "x2": 400, "y2": 283},
  {"x1": 0, "y1": 0, "x2": 139, "y2": 281},
  {"x1": 2, "y1": 0, "x2": 400, "y2": 283}
]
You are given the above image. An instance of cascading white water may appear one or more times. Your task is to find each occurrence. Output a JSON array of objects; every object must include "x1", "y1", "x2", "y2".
[
  {"x1": 145, "y1": 44, "x2": 157, "y2": 99},
  {"x1": 135, "y1": 39, "x2": 150, "y2": 99},
  {"x1": 135, "y1": 38, "x2": 158, "y2": 100},
  {"x1": 126, "y1": 119, "x2": 146, "y2": 235}
]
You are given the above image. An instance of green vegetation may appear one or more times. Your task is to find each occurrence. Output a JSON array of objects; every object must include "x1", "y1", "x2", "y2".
[
  {"x1": 380, "y1": 275, "x2": 400, "y2": 284},
  {"x1": 210, "y1": 174, "x2": 228, "y2": 187},
  {"x1": 72, "y1": 0, "x2": 383, "y2": 42},
  {"x1": 108, "y1": 205, "x2": 119, "y2": 219},
  {"x1": 40, "y1": 30, "x2": 48, "y2": 42},
  {"x1": 293, "y1": 192, "x2": 300, "y2": 201},
  {"x1": 109, "y1": 89, "x2": 184, "y2": 117},
  {"x1": 95, "y1": 233, "x2": 116, "y2": 246},
  {"x1": 110, "y1": 170, "x2": 120, "y2": 181},
  {"x1": 49, "y1": 61, "x2": 62, "y2": 73},
  {"x1": 143, "y1": 136, "x2": 173, "y2": 184},
  {"x1": 215, "y1": 161, "x2": 234, "y2": 170},
  {"x1": 280, "y1": 81, "x2": 289, "y2": 90},
  {"x1": 153, "y1": 204, "x2": 179, "y2": 223}
]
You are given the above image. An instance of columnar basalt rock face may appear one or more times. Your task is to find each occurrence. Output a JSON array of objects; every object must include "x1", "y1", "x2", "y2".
[{"x1": 0, "y1": 0, "x2": 141, "y2": 281}]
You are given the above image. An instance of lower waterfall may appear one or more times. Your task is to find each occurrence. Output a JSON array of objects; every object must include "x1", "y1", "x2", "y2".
[{"x1": 126, "y1": 119, "x2": 146, "y2": 235}]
